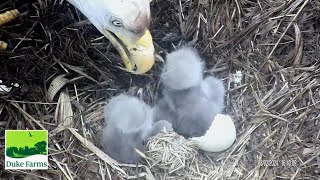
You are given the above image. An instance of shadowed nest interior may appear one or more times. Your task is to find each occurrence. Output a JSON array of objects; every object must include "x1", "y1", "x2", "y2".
[{"x1": 0, "y1": 0, "x2": 320, "y2": 179}]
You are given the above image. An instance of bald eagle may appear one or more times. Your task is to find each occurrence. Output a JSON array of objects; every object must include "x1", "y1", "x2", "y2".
[{"x1": 67, "y1": 0, "x2": 155, "y2": 74}]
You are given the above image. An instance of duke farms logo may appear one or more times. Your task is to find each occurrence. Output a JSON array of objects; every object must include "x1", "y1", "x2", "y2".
[{"x1": 5, "y1": 130, "x2": 48, "y2": 169}]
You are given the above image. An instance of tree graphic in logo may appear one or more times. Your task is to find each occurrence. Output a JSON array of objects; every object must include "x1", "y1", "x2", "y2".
[{"x1": 5, "y1": 130, "x2": 48, "y2": 158}]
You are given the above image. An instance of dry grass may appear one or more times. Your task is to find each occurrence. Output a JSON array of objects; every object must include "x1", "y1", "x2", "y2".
[{"x1": 1, "y1": 0, "x2": 320, "y2": 179}]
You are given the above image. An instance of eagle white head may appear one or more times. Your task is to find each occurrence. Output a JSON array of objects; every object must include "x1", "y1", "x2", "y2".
[{"x1": 67, "y1": 0, "x2": 154, "y2": 74}]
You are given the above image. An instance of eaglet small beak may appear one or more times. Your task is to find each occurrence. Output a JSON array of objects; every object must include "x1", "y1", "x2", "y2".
[{"x1": 103, "y1": 29, "x2": 155, "y2": 74}]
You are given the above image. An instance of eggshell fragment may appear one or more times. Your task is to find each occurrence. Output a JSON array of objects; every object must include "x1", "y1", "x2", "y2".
[{"x1": 190, "y1": 114, "x2": 236, "y2": 152}]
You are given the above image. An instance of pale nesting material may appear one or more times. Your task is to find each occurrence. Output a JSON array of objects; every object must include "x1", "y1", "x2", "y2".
[
  {"x1": 231, "y1": 70, "x2": 243, "y2": 86},
  {"x1": 190, "y1": 114, "x2": 236, "y2": 152},
  {"x1": 146, "y1": 131, "x2": 197, "y2": 174},
  {"x1": 0, "y1": 80, "x2": 19, "y2": 93},
  {"x1": 47, "y1": 74, "x2": 69, "y2": 101},
  {"x1": 0, "y1": 81, "x2": 12, "y2": 93},
  {"x1": 146, "y1": 130, "x2": 239, "y2": 179}
]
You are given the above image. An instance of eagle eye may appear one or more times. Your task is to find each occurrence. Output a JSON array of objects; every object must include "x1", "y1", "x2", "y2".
[{"x1": 111, "y1": 18, "x2": 123, "y2": 27}]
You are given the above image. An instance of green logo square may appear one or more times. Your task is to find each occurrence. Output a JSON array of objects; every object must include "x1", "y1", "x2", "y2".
[{"x1": 5, "y1": 130, "x2": 48, "y2": 170}]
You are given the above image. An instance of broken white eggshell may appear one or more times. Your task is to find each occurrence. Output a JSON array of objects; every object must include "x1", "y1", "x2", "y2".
[{"x1": 190, "y1": 114, "x2": 236, "y2": 152}]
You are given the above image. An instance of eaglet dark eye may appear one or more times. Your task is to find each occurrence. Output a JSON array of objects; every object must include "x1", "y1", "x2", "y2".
[{"x1": 112, "y1": 20, "x2": 123, "y2": 27}]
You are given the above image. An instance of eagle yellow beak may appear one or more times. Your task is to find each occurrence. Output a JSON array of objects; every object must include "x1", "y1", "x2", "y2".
[{"x1": 103, "y1": 29, "x2": 155, "y2": 74}]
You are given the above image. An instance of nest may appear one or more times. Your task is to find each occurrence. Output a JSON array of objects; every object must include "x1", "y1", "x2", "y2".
[
  {"x1": 146, "y1": 131, "x2": 197, "y2": 174},
  {"x1": 145, "y1": 131, "x2": 243, "y2": 179}
]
